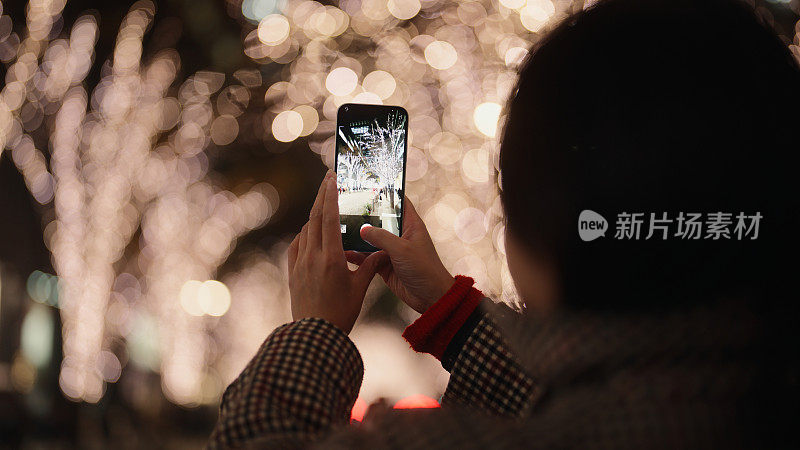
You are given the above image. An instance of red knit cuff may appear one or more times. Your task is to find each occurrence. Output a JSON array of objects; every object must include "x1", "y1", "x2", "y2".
[{"x1": 402, "y1": 275, "x2": 484, "y2": 361}]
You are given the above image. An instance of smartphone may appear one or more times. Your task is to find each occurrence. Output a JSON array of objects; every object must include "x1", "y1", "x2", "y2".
[{"x1": 335, "y1": 103, "x2": 409, "y2": 252}]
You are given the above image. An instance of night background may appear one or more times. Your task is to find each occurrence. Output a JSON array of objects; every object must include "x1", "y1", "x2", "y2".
[{"x1": 0, "y1": 0, "x2": 797, "y2": 446}]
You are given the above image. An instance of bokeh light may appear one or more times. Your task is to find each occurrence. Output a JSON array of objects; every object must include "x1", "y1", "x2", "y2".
[
  {"x1": 1, "y1": 0, "x2": 699, "y2": 418},
  {"x1": 242, "y1": 0, "x2": 280, "y2": 22},
  {"x1": 293, "y1": 104, "x2": 320, "y2": 136},
  {"x1": 325, "y1": 66, "x2": 358, "y2": 96},
  {"x1": 424, "y1": 41, "x2": 458, "y2": 70},
  {"x1": 363, "y1": 70, "x2": 397, "y2": 100},
  {"x1": 387, "y1": 0, "x2": 421, "y2": 20},
  {"x1": 473, "y1": 102, "x2": 503, "y2": 138},
  {"x1": 272, "y1": 110, "x2": 304, "y2": 142},
  {"x1": 258, "y1": 14, "x2": 290, "y2": 45},
  {"x1": 197, "y1": 280, "x2": 231, "y2": 317},
  {"x1": 0, "y1": 0, "x2": 281, "y2": 406},
  {"x1": 210, "y1": 115, "x2": 240, "y2": 145}
]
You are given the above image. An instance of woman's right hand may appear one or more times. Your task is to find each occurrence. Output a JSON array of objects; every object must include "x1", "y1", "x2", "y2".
[{"x1": 345, "y1": 198, "x2": 454, "y2": 314}]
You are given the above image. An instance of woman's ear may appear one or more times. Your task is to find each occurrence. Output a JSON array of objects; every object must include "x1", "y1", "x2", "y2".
[{"x1": 504, "y1": 228, "x2": 560, "y2": 314}]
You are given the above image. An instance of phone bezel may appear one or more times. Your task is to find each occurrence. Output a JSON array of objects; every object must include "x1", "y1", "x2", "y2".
[{"x1": 335, "y1": 103, "x2": 409, "y2": 252}]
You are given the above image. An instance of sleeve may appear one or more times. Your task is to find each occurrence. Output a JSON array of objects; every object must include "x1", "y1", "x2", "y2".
[
  {"x1": 441, "y1": 305, "x2": 539, "y2": 417},
  {"x1": 402, "y1": 277, "x2": 539, "y2": 418},
  {"x1": 207, "y1": 318, "x2": 363, "y2": 449}
]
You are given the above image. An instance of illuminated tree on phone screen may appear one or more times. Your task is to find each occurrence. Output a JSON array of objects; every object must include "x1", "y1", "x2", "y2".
[
  {"x1": 338, "y1": 111, "x2": 406, "y2": 211},
  {"x1": 337, "y1": 152, "x2": 368, "y2": 191}
]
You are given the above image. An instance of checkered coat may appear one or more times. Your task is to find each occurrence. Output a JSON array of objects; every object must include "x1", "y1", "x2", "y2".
[{"x1": 208, "y1": 301, "x2": 788, "y2": 449}]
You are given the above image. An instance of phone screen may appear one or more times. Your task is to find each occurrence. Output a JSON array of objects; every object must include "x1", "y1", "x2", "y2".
[{"x1": 335, "y1": 103, "x2": 408, "y2": 252}]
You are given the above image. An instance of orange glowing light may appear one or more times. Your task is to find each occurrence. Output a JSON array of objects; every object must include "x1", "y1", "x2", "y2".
[
  {"x1": 393, "y1": 394, "x2": 441, "y2": 409},
  {"x1": 350, "y1": 396, "x2": 369, "y2": 422}
]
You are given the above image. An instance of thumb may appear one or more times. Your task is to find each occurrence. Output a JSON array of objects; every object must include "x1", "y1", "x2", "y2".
[
  {"x1": 354, "y1": 251, "x2": 386, "y2": 289},
  {"x1": 360, "y1": 226, "x2": 405, "y2": 253},
  {"x1": 403, "y1": 197, "x2": 421, "y2": 223}
]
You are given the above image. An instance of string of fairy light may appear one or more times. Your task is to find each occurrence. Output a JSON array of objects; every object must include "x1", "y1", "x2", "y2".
[
  {"x1": 0, "y1": 0, "x2": 611, "y2": 406},
  {"x1": 3, "y1": 0, "x2": 795, "y2": 407},
  {"x1": 1, "y1": 0, "x2": 279, "y2": 404},
  {"x1": 245, "y1": 0, "x2": 572, "y2": 304}
]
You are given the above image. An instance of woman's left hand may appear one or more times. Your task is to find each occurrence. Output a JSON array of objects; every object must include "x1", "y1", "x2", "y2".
[{"x1": 288, "y1": 171, "x2": 384, "y2": 334}]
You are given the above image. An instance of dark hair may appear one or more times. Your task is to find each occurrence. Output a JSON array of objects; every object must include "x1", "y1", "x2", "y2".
[{"x1": 500, "y1": 0, "x2": 800, "y2": 312}]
